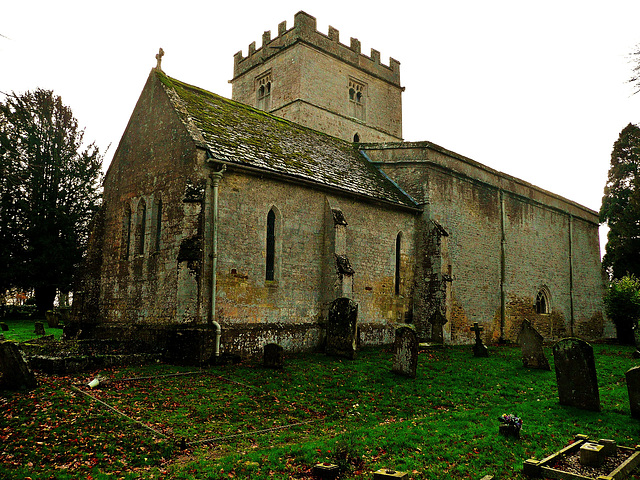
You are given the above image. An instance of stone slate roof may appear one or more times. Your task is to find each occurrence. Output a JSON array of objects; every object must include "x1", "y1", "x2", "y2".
[{"x1": 157, "y1": 71, "x2": 418, "y2": 209}]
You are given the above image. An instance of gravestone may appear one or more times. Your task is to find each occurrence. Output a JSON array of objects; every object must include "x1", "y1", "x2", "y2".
[
  {"x1": 45, "y1": 310, "x2": 60, "y2": 328},
  {"x1": 552, "y1": 338, "x2": 600, "y2": 411},
  {"x1": 0, "y1": 322, "x2": 8, "y2": 331},
  {"x1": 517, "y1": 320, "x2": 550, "y2": 370},
  {"x1": 470, "y1": 322, "x2": 488, "y2": 357},
  {"x1": 326, "y1": 297, "x2": 358, "y2": 359},
  {"x1": 626, "y1": 366, "x2": 640, "y2": 419},
  {"x1": 0, "y1": 341, "x2": 37, "y2": 390},
  {"x1": 34, "y1": 321, "x2": 45, "y2": 336},
  {"x1": 392, "y1": 326, "x2": 418, "y2": 378},
  {"x1": 263, "y1": 343, "x2": 284, "y2": 369}
]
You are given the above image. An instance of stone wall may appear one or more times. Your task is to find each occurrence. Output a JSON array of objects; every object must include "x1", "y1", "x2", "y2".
[
  {"x1": 95, "y1": 73, "x2": 418, "y2": 355},
  {"x1": 364, "y1": 141, "x2": 608, "y2": 344},
  {"x1": 230, "y1": 11, "x2": 403, "y2": 143}
]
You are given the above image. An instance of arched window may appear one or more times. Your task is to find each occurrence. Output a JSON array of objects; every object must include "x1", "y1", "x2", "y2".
[
  {"x1": 122, "y1": 203, "x2": 132, "y2": 259},
  {"x1": 535, "y1": 288, "x2": 550, "y2": 314},
  {"x1": 348, "y1": 79, "x2": 366, "y2": 121},
  {"x1": 136, "y1": 199, "x2": 147, "y2": 256},
  {"x1": 353, "y1": 133, "x2": 360, "y2": 142},
  {"x1": 154, "y1": 198, "x2": 162, "y2": 252},
  {"x1": 257, "y1": 72, "x2": 272, "y2": 111},
  {"x1": 266, "y1": 209, "x2": 276, "y2": 281},
  {"x1": 395, "y1": 232, "x2": 402, "y2": 295}
]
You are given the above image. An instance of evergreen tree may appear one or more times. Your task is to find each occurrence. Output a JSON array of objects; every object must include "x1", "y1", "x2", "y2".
[
  {"x1": 0, "y1": 89, "x2": 103, "y2": 313},
  {"x1": 600, "y1": 123, "x2": 640, "y2": 279}
]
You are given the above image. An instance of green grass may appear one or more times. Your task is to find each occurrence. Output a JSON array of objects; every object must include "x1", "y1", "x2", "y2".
[
  {"x1": 1, "y1": 343, "x2": 639, "y2": 479},
  {"x1": 1, "y1": 316, "x2": 65, "y2": 342}
]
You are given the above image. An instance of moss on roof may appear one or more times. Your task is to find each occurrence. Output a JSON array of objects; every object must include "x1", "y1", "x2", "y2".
[{"x1": 157, "y1": 71, "x2": 417, "y2": 209}]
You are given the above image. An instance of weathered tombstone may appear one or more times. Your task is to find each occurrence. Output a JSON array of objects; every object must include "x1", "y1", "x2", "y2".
[
  {"x1": 0, "y1": 322, "x2": 8, "y2": 331},
  {"x1": 552, "y1": 338, "x2": 600, "y2": 411},
  {"x1": 326, "y1": 297, "x2": 358, "y2": 359},
  {"x1": 263, "y1": 343, "x2": 284, "y2": 369},
  {"x1": 517, "y1": 320, "x2": 550, "y2": 370},
  {"x1": 470, "y1": 322, "x2": 488, "y2": 357},
  {"x1": 45, "y1": 310, "x2": 60, "y2": 328},
  {"x1": 34, "y1": 322, "x2": 45, "y2": 336},
  {"x1": 626, "y1": 366, "x2": 640, "y2": 419},
  {"x1": 0, "y1": 341, "x2": 38, "y2": 390},
  {"x1": 392, "y1": 326, "x2": 418, "y2": 378}
]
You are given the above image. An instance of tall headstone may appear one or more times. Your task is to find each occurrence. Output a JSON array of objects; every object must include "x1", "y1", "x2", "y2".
[
  {"x1": 0, "y1": 341, "x2": 37, "y2": 390},
  {"x1": 470, "y1": 322, "x2": 488, "y2": 357},
  {"x1": 263, "y1": 343, "x2": 284, "y2": 369},
  {"x1": 326, "y1": 297, "x2": 358, "y2": 359},
  {"x1": 626, "y1": 366, "x2": 640, "y2": 419},
  {"x1": 552, "y1": 338, "x2": 600, "y2": 411},
  {"x1": 392, "y1": 326, "x2": 418, "y2": 378},
  {"x1": 517, "y1": 320, "x2": 550, "y2": 370}
]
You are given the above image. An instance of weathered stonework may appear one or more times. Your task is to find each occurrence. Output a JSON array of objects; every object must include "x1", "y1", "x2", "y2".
[{"x1": 77, "y1": 12, "x2": 609, "y2": 360}]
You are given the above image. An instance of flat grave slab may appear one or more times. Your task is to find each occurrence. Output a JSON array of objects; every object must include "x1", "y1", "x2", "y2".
[{"x1": 523, "y1": 435, "x2": 640, "y2": 480}]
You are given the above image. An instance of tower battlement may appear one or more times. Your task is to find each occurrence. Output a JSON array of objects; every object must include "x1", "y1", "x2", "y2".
[{"x1": 232, "y1": 11, "x2": 401, "y2": 86}]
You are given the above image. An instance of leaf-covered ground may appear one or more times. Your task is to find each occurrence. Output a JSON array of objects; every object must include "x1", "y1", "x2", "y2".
[{"x1": 1, "y1": 344, "x2": 639, "y2": 479}]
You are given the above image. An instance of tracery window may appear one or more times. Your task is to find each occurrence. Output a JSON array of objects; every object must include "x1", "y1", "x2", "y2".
[
  {"x1": 348, "y1": 78, "x2": 366, "y2": 121},
  {"x1": 256, "y1": 72, "x2": 272, "y2": 111},
  {"x1": 535, "y1": 288, "x2": 550, "y2": 314}
]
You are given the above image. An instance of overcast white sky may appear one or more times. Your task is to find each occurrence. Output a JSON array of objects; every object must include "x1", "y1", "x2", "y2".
[{"x1": 2, "y1": 1, "x2": 640, "y2": 251}]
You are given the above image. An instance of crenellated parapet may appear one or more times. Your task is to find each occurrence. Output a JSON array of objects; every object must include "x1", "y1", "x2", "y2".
[{"x1": 232, "y1": 11, "x2": 401, "y2": 86}]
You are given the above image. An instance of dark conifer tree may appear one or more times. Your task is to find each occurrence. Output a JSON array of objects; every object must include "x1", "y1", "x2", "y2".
[
  {"x1": 0, "y1": 89, "x2": 102, "y2": 313},
  {"x1": 600, "y1": 122, "x2": 640, "y2": 279}
]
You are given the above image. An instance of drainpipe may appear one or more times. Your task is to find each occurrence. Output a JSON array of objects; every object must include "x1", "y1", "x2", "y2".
[
  {"x1": 569, "y1": 215, "x2": 575, "y2": 336},
  {"x1": 207, "y1": 161, "x2": 226, "y2": 357},
  {"x1": 499, "y1": 189, "x2": 506, "y2": 342}
]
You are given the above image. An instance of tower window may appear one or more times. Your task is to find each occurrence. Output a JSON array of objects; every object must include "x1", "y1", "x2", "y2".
[
  {"x1": 353, "y1": 133, "x2": 360, "y2": 142},
  {"x1": 256, "y1": 71, "x2": 272, "y2": 111},
  {"x1": 348, "y1": 78, "x2": 366, "y2": 121}
]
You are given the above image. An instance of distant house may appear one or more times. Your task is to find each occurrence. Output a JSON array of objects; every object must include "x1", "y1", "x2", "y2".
[{"x1": 75, "y1": 12, "x2": 609, "y2": 360}]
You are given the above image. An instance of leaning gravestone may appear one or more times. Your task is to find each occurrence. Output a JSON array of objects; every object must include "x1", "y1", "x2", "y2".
[
  {"x1": 0, "y1": 340, "x2": 37, "y2": 390},
  {"x1": 392, "y1": 326, "x2": 418, "y2": 378},
  {"x1": 517, "y1": 320, "x2": 550, "y2": 370},
  {"x1": 326, "y1": 297, "x2": 358, "y2": 359},
  {"x1": 470, "y1": 322, "x2": 488, "y2": 357},
  {"x1": 626, "y1": 366, "x2": 640, "y2": 419},
  {"x1": 263, "y1": 343, "x2": 284, "y2": 369},
  {"x1": 552, "y1": 338, "x2": 600, "y2": 411}
]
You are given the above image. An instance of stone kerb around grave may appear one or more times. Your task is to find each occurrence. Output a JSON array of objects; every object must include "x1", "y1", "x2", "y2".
[
  {"x1": 552, "y1": 338, "x2": 600, "y2": 412},
  {"x1": 392, "y1": 325, "x2": 418, "y2": 378}
]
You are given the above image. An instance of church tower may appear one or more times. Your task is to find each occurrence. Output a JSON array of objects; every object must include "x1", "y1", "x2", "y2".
[{"x1": 230, "y1": 11, "x2": 403, "y2": 143}]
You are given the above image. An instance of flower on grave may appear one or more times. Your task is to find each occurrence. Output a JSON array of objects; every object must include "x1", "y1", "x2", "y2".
[{"x1": 498, "y1": 413, "x2": 523, "y2": 429}]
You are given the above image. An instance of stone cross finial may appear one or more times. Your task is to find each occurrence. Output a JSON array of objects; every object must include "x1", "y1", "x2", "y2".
[{"x1": 155, "y1": 48, "x2": 165, "y2": 71}]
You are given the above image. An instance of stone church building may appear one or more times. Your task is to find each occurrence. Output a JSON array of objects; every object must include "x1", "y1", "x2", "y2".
[{"x1": 79, "y1": 11, "x2": 609, "y2": 359}]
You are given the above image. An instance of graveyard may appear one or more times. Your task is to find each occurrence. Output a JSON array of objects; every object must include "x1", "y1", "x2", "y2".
[{"x1": 1, "y1": 319, "x2": 639, "y2": 479}]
